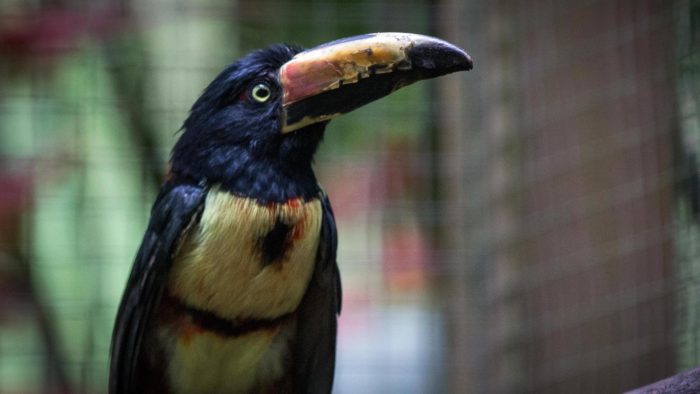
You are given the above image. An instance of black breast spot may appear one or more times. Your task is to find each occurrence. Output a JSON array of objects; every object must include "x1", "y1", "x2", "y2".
[{"x1": 260, "y1": 216, "x2": 293, "y2": 266}]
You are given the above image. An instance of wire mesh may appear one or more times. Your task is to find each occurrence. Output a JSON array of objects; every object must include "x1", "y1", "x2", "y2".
[{"x1": 0, "y1": 0, "x2": 697, "y2": 393}]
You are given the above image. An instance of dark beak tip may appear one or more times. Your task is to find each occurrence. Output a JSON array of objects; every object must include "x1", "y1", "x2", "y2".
[
  {"x1": 409, "y1": 40, "x2": 473, "y2": 76},
  {"x1": 450, "y1": 52, "x2": 474, "y2": 72},
  {"x1": 464, "y1": 53, "x2": 474, "y2": 71}
]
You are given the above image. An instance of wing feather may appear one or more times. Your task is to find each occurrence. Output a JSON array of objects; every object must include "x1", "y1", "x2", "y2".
[
  {"x1": 294, "y1": 193, "x2": 341, "y2": 393},
  {"x1": 109, "y1": 183, "x2": 207, "y2": 394}
]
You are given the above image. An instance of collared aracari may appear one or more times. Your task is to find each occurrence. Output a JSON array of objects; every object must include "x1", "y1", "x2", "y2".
[{"x1": 109, "y1": 32, "x2": 472, "y2": 394}]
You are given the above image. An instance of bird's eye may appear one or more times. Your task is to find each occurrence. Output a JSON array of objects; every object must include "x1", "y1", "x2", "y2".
[{"x1": 250, "y1": 83, "x2": 272, "y2": 103}]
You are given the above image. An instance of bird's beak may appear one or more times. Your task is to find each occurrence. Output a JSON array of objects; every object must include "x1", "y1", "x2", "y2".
[{"x1": 279, "y1": 32, "x2": 473, "y2": 133}]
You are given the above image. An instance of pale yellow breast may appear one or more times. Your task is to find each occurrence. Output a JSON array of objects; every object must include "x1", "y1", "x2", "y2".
[
  {"x1": 160, "y1": 317, "x2": 296, "y2": 394},
  {"x1": 168, "y1": 187, "x2": 322, "y2": 319}
]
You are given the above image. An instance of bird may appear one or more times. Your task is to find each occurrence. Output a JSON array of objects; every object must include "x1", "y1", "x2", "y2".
[{"x1": 109, "y1": 32, "x2": 472, "y2": 394}]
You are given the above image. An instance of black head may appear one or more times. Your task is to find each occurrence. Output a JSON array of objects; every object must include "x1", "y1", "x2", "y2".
[{"x1": 171, "y1": 44, "x2": 325, "y2": 202}]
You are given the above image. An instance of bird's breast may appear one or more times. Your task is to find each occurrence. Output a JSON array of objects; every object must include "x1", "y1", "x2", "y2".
[
  {"x1": 155, "y1": 188, "x2": 322, "y2": 393},
  {"x1": 167, "y1": 187, "x2": 322, "y2": 321},
  {"x1": 156, "y1": 188, "x2": 322, "y2": 392}
]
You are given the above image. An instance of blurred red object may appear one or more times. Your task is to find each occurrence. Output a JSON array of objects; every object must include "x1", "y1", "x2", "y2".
[
  {"x1": 0, "y1": 164, "x2": 33, "y2": 252},
  {"x1": 0, "y1": 166, "x2": 34, "y2": 322},
  {"x1": 0, "y1": 7, "x2": 128, "y2": 73}
]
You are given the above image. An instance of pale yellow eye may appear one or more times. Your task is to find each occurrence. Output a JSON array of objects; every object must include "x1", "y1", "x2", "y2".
[{"x1": 251, "y1": 83, "x2": 272, "y2": 103}]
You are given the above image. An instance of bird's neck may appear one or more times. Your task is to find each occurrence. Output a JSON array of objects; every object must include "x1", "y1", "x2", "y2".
[
  {"x1": 170, "y1": 148, "x2": 320, "y2": 204},
  {"x1": 220, "y1": 157, "x2": 320, "y2": 203}
]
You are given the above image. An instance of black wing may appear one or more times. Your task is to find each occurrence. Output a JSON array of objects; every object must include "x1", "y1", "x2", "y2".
[
  {"x1": 294, "y1": 193, "x2": 342, "y2": 393},
  {"x1": 109, "y1": 182, "x2": 207, "y2": 394}
]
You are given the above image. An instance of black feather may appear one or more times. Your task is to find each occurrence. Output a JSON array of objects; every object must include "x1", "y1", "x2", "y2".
[
  {"x1": 293, "y1": 193, "x2": 341, "y2": 393},
  {"x1": 109, "y1": 181, "x2": 206, "y2": 394},
  {"x1": 260, "y1": 216, "x2": 293, "y2": 265}
]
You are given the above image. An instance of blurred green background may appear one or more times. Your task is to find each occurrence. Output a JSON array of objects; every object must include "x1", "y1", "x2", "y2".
[{"x1": 1, "y1": 0, "x2": 700, "y2": 393}]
